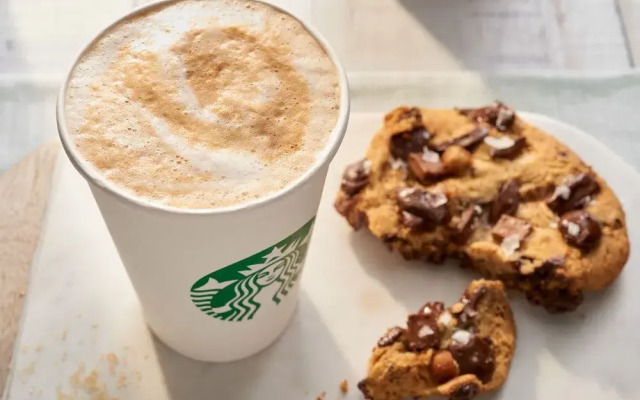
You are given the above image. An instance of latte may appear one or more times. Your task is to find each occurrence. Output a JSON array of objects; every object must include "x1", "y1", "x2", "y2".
[{"x1": 64, "y1": 0, "x2": 340, "y2": 209}]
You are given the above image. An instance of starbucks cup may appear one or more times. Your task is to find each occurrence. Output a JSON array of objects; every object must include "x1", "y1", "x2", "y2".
[{"x1": 56, "y1": 0, "x2": 349, "y2": 362}]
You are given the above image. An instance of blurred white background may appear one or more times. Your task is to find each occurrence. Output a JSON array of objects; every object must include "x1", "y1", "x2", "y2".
[{"x1": 0, "y1": 0, "x2": 638, "y2": 171}]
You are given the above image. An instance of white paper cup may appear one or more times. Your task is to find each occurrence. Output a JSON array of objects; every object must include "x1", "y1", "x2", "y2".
[{"x1": 56, "y1": 0, "x2": 349, "y2": 362}]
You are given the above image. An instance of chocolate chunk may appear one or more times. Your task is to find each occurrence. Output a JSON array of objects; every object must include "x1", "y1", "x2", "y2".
[
  {"x1": 400, "y1": 211, "x2": 425, "y2": 231},
  {"x1": 432, "y1": 127, "x2": 489, "y2": 152},
  {"x1": 517, "y1": 255, "x2": 564, "y2": 285},
  {"x1": 406, "y1": 312, "x2": 441, "y2": 351},
  {"x1": 357, "y1": 379, "x2": 372, "y2": 400},
  {"x1": 407, "y1": 152, "x2": 447, "y2": 182},
  {"x1": 419, "y1": 301, "x2": 445, "y2": 316},
  {"x1": 527, "y1": 287, "x2": 584, "y2": 313},
  {"x1": 531, "y1": 255, "x2": 565, "y2": 277},
  {"x1": 447, "y1": 332, "x2": 495, "y2": 383},
  {"x1": 455, "y1": 287, "x2": 487, "y2": 326},
  {"x1": 459, "y1": 101, "x2": 516, "y2": 132},
  {"x1": 389, "y1": 127, "x2": 431, "y2": 160},
  {"x1": 449, "y1": 383, "x2": 480, "y2": 400},
  {"x1": 490, "y1": 180, "x2": 520, "y2": 223},
  {"x1": 397, "y1": 187, "x2": 451, "y2": 228},
  {"x1": 377, "y1": 326, "x2": 405, "y2": 347},
  {"x1": 334, "y1": 196, "x2": 368, "y2": 230},
  {"x1": 381, "y1": 233, "x2": 397, "y2": 243},
  {"x1": 341, "y1": 159, "x2": 371, "y2": 196},
  {"x1": 491, "y1": 214, "x2": 532, "y2": 242},
  {"x1": 461, "y1": 287, "x2": 487, "y2": 314},
  {"x1": 545, "y1": 255, "x2": 566, "y2": 268},
  {"x1": 519, "y1": 256, "x2": 583, "y2": 313},
  {"x1": 546, "y1": 173, "x2": 600, "y2": 214},
  {"x1": 484, "y1": 135, "x2": 526, "y2": 158},
  {"x1": 453, "y1": 206, "x2": 476, "y2": 244},
  {"x1": 494, "y1": 105, "x2": 516, "y2": 132},
  {"x1": 559, "y1": 210, "x2": 602, "y2": 251},
  {"x1": 453, "y1": 127, "x2": 490, "y2": 149},
  {"x1": 427, "y1": 251, "x2": 447, "y2": 264}
]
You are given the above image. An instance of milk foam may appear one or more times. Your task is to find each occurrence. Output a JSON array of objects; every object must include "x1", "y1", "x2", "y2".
[{"x1": 64, "y1": 0, "x2": 340, "y2": 209}]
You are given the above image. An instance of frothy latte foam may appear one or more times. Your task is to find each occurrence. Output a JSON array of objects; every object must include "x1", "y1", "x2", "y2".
[{"x1": 64, "y1": 0, "x2": 340, "y2": 209}]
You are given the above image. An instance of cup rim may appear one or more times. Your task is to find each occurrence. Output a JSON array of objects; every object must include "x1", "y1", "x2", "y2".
[{"x1": 56, "y1": 0, "x2": 350, "y2": 216}]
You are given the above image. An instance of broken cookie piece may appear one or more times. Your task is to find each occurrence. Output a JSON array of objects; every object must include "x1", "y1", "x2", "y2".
[
  {"x1": 334, "y1": 103, "x2": 629, "y2": 312},
  {"x1": 358, "y1": 280, "x2": 516, "y2": 400}
]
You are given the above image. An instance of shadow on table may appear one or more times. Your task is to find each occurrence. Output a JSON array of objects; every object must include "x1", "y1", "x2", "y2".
[
  {"x1": 151, "y1": 291, "x2": 358, "y2": 400},
  {"x1": 348, "y1": 228, "x2": 636, "y2": 399},
  {"x1": 396, "y1": 0, "x2": 552, "y2": 69}
]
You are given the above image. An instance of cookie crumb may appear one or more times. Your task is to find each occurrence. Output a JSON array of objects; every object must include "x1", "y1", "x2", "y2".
[
  {"x1": 316, "y1": 391, "x2": 326, "y2": 400},
  {"x1": 105, "y1": 353, "x2": 119, "y2": 374},
  {"x1": 56, "y1": 389, "x2": 73, "y2": 400},
  {"x1": 339, "y1": 380, "x2": 348, "y2": 394},
  {"x1": 82, "y1": 369, "x2": 99, "y2": 391},
  {"x1": 117, "y1": 372, "x2": 128, "y2": 388},
  {"x1": 67, "y1": 363, "x2": 119, "y2": 400}
]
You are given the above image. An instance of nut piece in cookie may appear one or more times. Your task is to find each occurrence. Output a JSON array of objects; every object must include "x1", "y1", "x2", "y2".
[
  {"x1": 358, "y1": 280, "x2": 516, "y2": 400},
  {"x1": 442, "y1": 146, "x2": 473, "y2": 174},
  {"x1": 430, "y1": 350, "x2": 460, "y2": 384}
]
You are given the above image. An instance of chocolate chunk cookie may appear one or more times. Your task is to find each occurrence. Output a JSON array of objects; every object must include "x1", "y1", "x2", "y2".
[
  {"x1": 334, "y1": 103, "x2": 629, "y2": 312},
  {"x1": 358, "y1": 280, "x2": 516, "y2": 400}
]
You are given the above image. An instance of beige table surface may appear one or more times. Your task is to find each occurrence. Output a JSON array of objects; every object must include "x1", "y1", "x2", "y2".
[{"x1": 2, "y1": 0, "x2": 640, "y2": 394}]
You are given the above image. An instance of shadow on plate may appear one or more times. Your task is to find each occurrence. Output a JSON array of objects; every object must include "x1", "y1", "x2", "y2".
[{"x1": 150, "y1": 291, "x2": 358, "y2": 400}]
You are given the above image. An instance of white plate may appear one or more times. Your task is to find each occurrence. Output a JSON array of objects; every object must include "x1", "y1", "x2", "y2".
[{"x1": 6, "y1": 112, "x2": 640, "y2": 400}]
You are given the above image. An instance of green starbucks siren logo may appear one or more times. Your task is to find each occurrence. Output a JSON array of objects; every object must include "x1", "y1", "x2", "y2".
[{"x1": 190, "y1": 218, "x2": 315, "y2": 322}]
